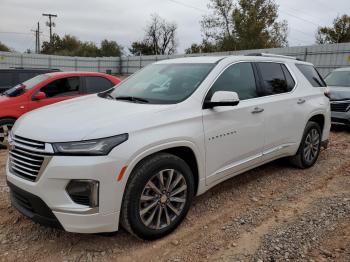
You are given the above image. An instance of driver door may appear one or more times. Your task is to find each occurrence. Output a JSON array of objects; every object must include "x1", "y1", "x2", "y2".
[
  {"x1": 29, "y1": 76, "x2": 81, "y2": 111},
  {"x1": 202, "y1": 62, "x2": 265, "y2": 185}
]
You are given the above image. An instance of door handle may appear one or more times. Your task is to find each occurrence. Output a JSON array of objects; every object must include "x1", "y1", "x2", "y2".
[
  {"x1": 251, "y1": 107, "x2": 264, "y2": 114},
  {"x1": 297, "y1": 99, "x2": 306, "y2": 104}
]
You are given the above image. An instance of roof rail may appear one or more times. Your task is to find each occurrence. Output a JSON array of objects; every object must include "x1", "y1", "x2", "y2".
[{"x1": 245, "y1": 53, "x2": 302, "y2": 61}]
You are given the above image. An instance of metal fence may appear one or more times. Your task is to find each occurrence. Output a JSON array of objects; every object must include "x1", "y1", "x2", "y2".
[{"x1": 1, "y1": 42, "x2": 350, "y2": 76}]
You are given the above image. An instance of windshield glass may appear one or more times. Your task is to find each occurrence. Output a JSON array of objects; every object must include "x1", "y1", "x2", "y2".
[
  {"x1": 104, "y1": 63, "x2": 214, "y2": 104},
  {"x1": 2, "y1": 74, "x2": 49, "y2": 97},
  {"x1": 325, "y1": 71, "x2": 350, "y2": 87}
]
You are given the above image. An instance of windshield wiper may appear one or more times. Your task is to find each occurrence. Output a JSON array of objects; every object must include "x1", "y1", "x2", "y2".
[{"x1": 115, "y1": 96, "x2": 149, "y2": 103}]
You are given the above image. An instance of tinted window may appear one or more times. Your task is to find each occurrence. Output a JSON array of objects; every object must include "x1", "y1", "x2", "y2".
[
  {"x1": 206, "y1": 62, "x2": 258, "y2": 101},
  {"x1": 0, "y1": 72, "x2": 13, "y2": 86},
  {"x1": 281, "y1": 65, "x2": 295, "y2": 90},
  {"x1": 325, "y1": 71, "x2": 350, "y2": 87},
  {"x1": 40, "y1": 77, "x2": 80, "y2": 98},
  {"x1": 296, "y1": 64, "x2": 326, "y2": 87},
  {"x1": 257, "y1": 63, "x2": 292, "y2": 95},
  {"x1": 85, "y1": 76, "x2": 113, "y2": 94}
]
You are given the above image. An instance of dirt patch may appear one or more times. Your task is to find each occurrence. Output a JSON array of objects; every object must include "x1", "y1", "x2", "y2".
[{"x1": 0, "y1": 129, "x2": 349, "y2": 262}]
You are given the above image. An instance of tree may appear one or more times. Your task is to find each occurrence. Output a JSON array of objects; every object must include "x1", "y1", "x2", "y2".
[
  {"x1": 185, "y1": 41, "x2": 218, "y2": 54},
  {"x1": 0, "y1": 41, "x2": 11, "y2": 52},
  {"x1": 316, "y1": 15, "x2": 350, "y2": 44},
  {"x1": 41, "y1": 34, "x2": 122, "y2": 57},
  {"x1": 201, "y1": 0, "x2": 237, "y2": 51},
  {"x1": 198, "y1": 0, "x2": 288, "y2": 52},
  {"x1": 129, "y1": 14, "x2": 177, "y2": 55},
  {"x1": 233, "y1": 0, "x2": 288, "y2": 49},
  {"x1": 129, "y1": 41, "x2": 154, "y2": 55},
  {"x1": 100, "y1": 40, "x2": 122, "y2": 57}
]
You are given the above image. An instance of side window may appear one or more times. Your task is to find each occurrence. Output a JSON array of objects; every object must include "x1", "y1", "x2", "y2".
[
  {"x1": 206, "y1": 62, "x2": 258, "y2": 101},
  {"x1": 296, "y1": 64, "x2": 326, "y2": 87},
  {"x1": 257, "y1": 63, "x2": 293, "y2": 96},
  {"x1": 40, "y1": 77, "x2": 80, "y2": 98},
  {"x1": 84, "y1": 76, "x2": 113, "y2": 94},
  {"x1": 281, "y1": 65, "x2": 295, "y2": 91}
]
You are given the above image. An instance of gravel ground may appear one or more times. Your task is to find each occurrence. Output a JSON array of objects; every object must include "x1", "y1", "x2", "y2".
[{"x1": 0, "y1": 128, "x2": 349, "y2": 262}]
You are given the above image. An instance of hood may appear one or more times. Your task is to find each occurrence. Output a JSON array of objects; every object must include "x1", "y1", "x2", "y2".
[
  {"x1": 13, "y1": 95, "x2": 177, "y2": 142},
  {"x1": 329, "y1": 86, "x2": 350, "y2": 101}
]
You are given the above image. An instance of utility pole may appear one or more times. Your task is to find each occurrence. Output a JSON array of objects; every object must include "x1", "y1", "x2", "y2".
[
  {"x1": 31, "y1": 22, "x2": 42, "y2": 54},
  {"x1": 42, "y1": 13, "x2": 57, "y2": 44}
]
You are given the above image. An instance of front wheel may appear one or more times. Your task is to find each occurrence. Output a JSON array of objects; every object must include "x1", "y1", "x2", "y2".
[
  {"x1": 0, "y1": 118, "x2": 15, "y2": 149},
  {"x1": 120, "y1": 153, "x2": 194, "y2": 240},
  {"x1": 289, "y1": 121, "x2": 322, "y2": 169}
]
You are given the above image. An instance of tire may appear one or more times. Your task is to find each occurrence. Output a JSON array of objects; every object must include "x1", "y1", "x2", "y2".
[
  {"x1": 0, "y1": 118, "x2": 15, "y2": 149},
  {"x1": 120, "y1": 153, "x2": 195, "y2": 240},
  {"x1": 289, "y1": 121, "x2": 322, "y2": 169}
]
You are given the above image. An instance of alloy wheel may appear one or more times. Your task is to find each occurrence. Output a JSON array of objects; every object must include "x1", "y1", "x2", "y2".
[
  {"x1": 303, "y1": 128, "x2": 320, "y2": 163},
  {"x1": 139, "y1": 169, "x2": 187, "y2": 230}
]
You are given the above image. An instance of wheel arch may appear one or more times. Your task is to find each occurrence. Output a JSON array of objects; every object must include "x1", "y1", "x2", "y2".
[
  {"x1": 308, "y1": 114, "x2": 325, "y2": 132},
  {"x1": 123, "y1": 141, "x2": 203, "y2": 197}
]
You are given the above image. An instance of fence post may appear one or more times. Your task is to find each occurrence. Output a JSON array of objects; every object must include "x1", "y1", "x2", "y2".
[
  {"x1": 304, "y1": 48, "x2": 308, "y2": 62},
  {"x1": 48, "y1": 56, "x2": 52, "y2": 69},
  {"x1": 97, "y1": 58, "x2": 101, "y2": 72},
  {"x1": 139, "y1": 53, "x2": 142, "y2": 69},
  {"x1": 74, "y1": 58, "x2": 78, "y2": 71},
  {"x1": 118, "y1": 56, "x2": 122, "y2": 75},
  {"x1": 126, "y1": 56, "x2": 130, "y2": 75},
  {"x1": 20, "y1": 54, "x2": 23, "y2": 68}
]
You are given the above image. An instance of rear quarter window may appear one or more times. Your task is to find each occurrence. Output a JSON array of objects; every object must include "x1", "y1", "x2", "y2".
[{"x1": 296, "y1": 64, "x2": 326, "y2": 87}]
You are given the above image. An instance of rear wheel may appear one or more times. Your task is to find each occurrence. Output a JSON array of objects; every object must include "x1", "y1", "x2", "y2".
[
  {"x1": 120, "y1": 153, "x2": 194, "y2": 240},
  {"x1": 0, "y1": 118, "x2": 15, "y2": 149},
  {"x1": 289, "y1": 121, "x2": 322, "y2": 169}
]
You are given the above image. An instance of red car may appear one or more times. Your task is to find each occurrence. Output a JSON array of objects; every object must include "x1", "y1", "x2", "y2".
[{"x1": 0, "y1": 72, "x2": 120, "y2": 147}]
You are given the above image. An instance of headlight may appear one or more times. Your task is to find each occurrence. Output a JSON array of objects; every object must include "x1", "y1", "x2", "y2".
[{"x1": 53, "y1": 134, "x2": 128, "y2": 156}]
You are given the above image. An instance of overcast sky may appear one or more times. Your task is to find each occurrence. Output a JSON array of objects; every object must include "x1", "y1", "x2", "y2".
[{"x1": 0, "y1": 0, "x2": 349, "y2": 54}]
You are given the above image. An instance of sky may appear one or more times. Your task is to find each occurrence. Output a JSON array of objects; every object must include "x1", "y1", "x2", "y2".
[{"x1": 0, "y1": 0, "x2": 349, "y2": 54}]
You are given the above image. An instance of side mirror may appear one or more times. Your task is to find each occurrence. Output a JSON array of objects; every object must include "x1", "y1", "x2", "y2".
[
  {"x1": 203, "y1": 91, "x2": 240, "y2": 109},
  {"x1": 33, "y1": 92, "x2": 46, "y2": 101}
]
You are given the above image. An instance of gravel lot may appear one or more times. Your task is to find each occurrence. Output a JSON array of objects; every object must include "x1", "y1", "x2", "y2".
[{"x1": 0, "y1": 128, "x2": 349, "y2": 262}]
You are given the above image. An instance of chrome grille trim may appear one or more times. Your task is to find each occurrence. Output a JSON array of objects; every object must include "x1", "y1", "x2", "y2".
[
  {"x1": 14, "y1": 135, "x2": 45, "y2": 149},
  {"x1": 8, "y1": 135, "x2": 52, "y2": 182},
  {"x1": 331, "y1": 100, "x2": 350, "y2": 112}
]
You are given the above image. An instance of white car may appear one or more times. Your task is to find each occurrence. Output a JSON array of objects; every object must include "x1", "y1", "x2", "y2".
[{"x1": 6, "y1": 54, "x2": 331, "y2": 240}]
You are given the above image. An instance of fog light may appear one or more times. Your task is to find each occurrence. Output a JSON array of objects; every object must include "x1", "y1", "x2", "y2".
[{"x1": 66, "y1": 180, "x2": 99, "y2": 207}]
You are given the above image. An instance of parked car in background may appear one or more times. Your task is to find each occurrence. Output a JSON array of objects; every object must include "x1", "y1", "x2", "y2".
[
  {"x1": 324, "y1": 67, "x2": 350, "y2": 127},
  {"x1": 0, "y1": 72, "x2": 120, "y2": 147},
  {"x1": 0, "y1": 68, "x2": 61, "y2": 93},
  {"x1": 6, "y1": 54, "x2": 330, "y2": 239}
]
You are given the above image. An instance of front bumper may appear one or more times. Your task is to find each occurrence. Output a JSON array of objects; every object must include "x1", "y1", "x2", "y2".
[
  {"x1": 331, "y1": 111, "x2": 350, "y2": 126},
  {"x1": 6, "y1": 154, "x2": 127, "y2": 233}
]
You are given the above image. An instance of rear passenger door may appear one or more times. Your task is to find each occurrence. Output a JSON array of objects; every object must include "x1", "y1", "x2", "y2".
[
  {"x1": 82, "y1": 76, "x2": 114, "y2": 94},
  {"x1": 254, "y1": 62, "x2": 306, "y2": 160}
]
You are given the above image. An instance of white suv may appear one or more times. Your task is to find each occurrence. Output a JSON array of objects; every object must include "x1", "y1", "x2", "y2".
[{"x1": 6, "y1": 54, "x2": 330, "y2": 239}]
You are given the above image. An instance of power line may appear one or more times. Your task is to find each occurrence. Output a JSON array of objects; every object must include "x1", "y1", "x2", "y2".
[
  {"x1": 279, "y1": 9, "x2": 320, "y2": 27},
  {"x1": 166, "y1": 0, "x2": 207, "y2": 13}
]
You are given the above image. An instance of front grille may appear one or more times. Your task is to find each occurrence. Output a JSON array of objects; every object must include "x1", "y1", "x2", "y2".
[
  {"x1": 9, "y1": 136, "x2": 49, "y2": 182},
  {"x1": 331, "y1": 102, "x2": 350, "y2": 112},
  {"x1": 13, "y1": 135, "x2": 45, "y2": 150}
]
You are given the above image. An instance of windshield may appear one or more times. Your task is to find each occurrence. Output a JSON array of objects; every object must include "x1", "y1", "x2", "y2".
[
  {"x1": 2, "y1": 74, "x2": 49, "y2": 97},
  {"x1": 103, "y1": 63, "x2": 214, "y2": 104},
  {"x1": 325, "y1": 71, "x2": 350, "y2": 87}
]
